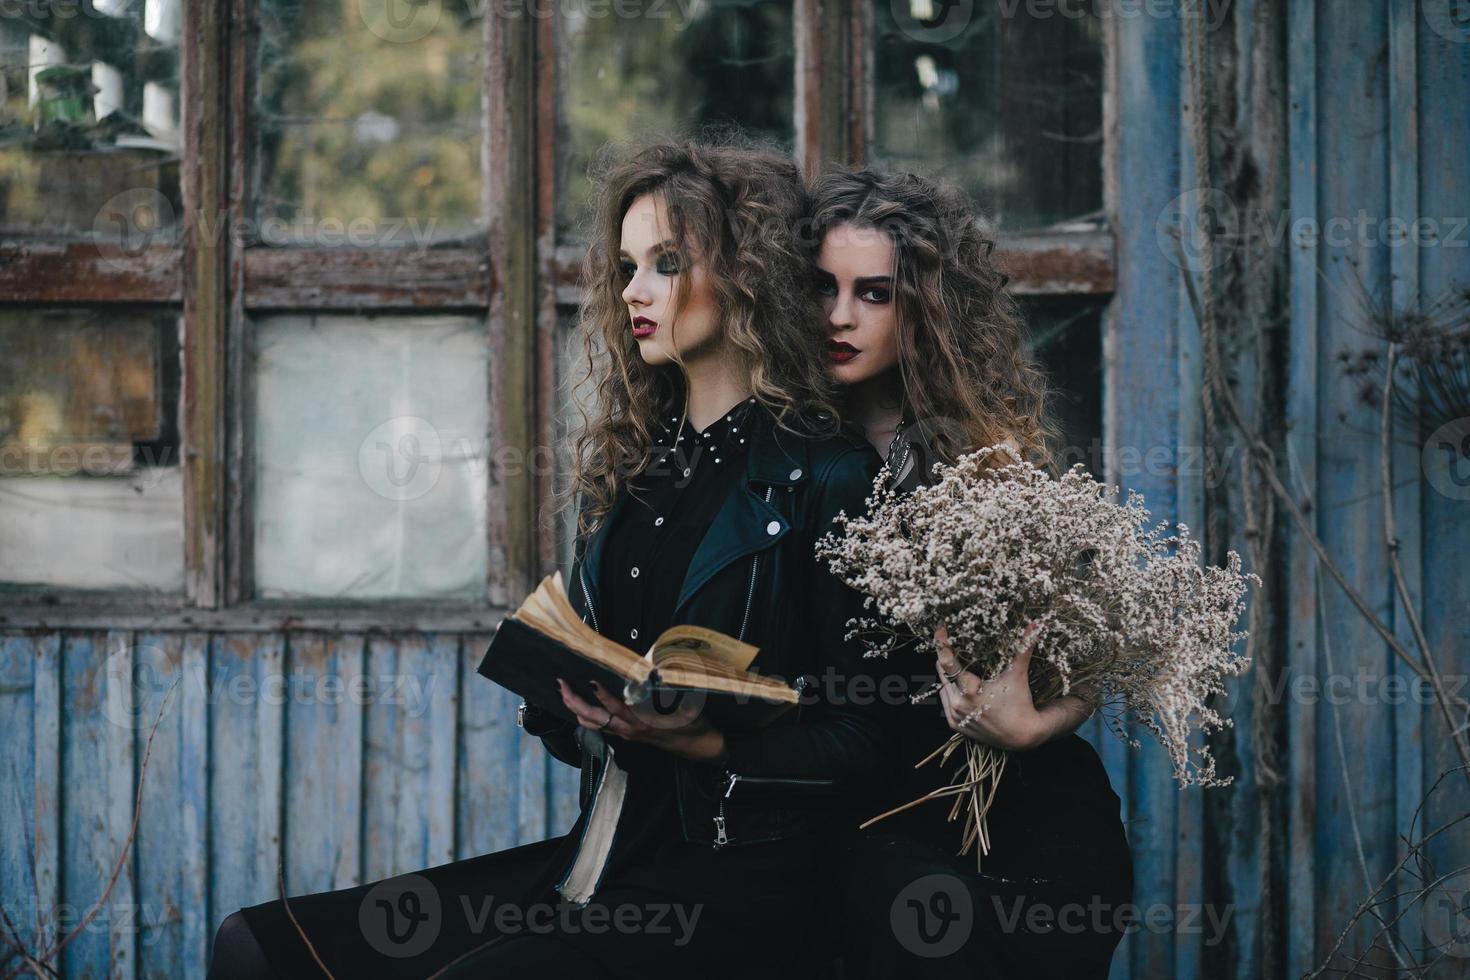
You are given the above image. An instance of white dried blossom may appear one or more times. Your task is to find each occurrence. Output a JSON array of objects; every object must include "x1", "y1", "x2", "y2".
[{"x1": 817, "y1": 444, "x2": 1260, "y2": 790}]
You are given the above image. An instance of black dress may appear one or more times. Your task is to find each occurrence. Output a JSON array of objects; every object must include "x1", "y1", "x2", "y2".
[
  {"x1": 222, "y1": 398, "x2": 833, "y2": 979},
  {"x1": 820, "y1": 418, "x2": 1134, "y2": 980}
]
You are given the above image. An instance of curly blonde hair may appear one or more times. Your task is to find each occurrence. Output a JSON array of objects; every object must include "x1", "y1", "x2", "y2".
[
  {"x1": 567, "y1": 134, "x2": 840, "y2": 540},
  {"x1": 806, "y1": 167, "x2": 1060, "y2": 475}
]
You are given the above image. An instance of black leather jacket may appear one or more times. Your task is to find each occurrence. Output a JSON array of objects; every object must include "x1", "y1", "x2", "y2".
[{"x1": 519, "y1": 405, "x2": 893, "y2": 849}]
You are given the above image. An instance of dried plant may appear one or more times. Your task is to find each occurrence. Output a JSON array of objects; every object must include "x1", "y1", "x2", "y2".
[{"x1": 816, "y1": 446, "x2": 1258, "y2": 859}]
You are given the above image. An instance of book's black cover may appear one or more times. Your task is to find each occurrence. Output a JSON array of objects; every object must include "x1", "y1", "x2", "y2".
[
  {"x1": 475, "y1": 617, "x2": 797, "y2": 729},
  {"x1": 475, "y1": 617, "x2": 631, "y2": 724}
]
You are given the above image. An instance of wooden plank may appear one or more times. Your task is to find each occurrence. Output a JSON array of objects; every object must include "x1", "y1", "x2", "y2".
[
  {"x1": 105, "y1": 630, "x2": 139, "y2": 980},
  {"x1": 332, "y1": 634, "x2": 367, "y2": 890},
  {"x1": 133, "y1": 632, "x2": 185, "y2": 978},
  {"x1": 794, "y1": 0, "x2": 861, "y2": 176},
  {"x1": 181, "y1": 0, "x2": 228, "y2": 609},
  {"x1": 485, "y1": 0, "x2": 542, "y2": 608},
  {"x1": 1314, "y1": 4, "x2": 1397, "y2": 973},
  {"x1": 1108, "y1": 7, "x2": 1183, "y2": 978},
  {"x1": 1173, "y1": 10, "x2": 1207, "y2": 972},
  {"x1": 225, "y1": 0, "x2": 253, "y2": 607},
  {"x1": 0, "y1": 244, "x2": 180, "y2": 303},
  {"x1": 1386, "y1": 0, "x2": 1426, "y2": 964},
  {"x1": 1284, "y1": 0, "x2": 1320, "y2": 973},
  {"x1": 207, "y1": 634, "x2": 257, "y2": 928},
  {"x1": 1, "y1": 636, "x2": 40, "y2": 955},
  {"x1": 362, "y1": 635, "x2": 401, "y2": 883},
  {"x1": 0, "y1": 601, "x2": 511, "y2": 634},
  {"x1": 1415, "y1": 6, "x2": 1470, "y2": 962},
  {"x1": 456, "y1": 633, "x2": 521, "y2": 858},
  {"x1": 427, "y1": 634, "x2": 461, "y2": 868},
  {"x1": 33, "y1": 633, "x2": 62, "y2": 958},
  {"x1": 59, "y1": 633, "x2": 111, "y2": 976},
  {"x1": 391, "y1": 634, "x2": 434, "y2": 874},
  {"x1": 243, "y1": 247, "x2": 491, "y2": 311},
  {"x1": 282, "y1": 633, "x2": 337, "y2": 894},
  {"x1": 177, "y1": 633, "x2": 210, "y2": 979},
  {"x1": 254, "y1": 635, "x2": 286, "y2": 906}
]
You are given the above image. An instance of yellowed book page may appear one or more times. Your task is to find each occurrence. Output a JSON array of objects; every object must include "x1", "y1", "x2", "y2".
[
  {"x1": 652, "y1": 665, "x2": 800, "y2": 703},
  {"x1": 649, "y1": 624, "x2": 760, "y2": 673}
]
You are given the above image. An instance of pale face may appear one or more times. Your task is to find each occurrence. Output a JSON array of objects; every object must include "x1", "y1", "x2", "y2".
[
  {"x1": 618, "y1": 192, "x2": 723, "y2": 367},
  {"x1": 815, "y1": 222, "x2": 900, "y2": 386}
]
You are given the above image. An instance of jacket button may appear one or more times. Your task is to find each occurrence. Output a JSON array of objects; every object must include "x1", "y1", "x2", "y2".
[
  {"x1": 766, "y1": 521, "x2": 780, "y2": 535},
  {"x1": 789, "y1": 468, "x2": 802, "y2": 480}
]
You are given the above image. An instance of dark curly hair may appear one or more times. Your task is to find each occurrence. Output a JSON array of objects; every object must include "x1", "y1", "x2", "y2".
[
  {"x1": 567, "y1": 134, "x2": 840, "y2": 540},
  {"x1": 805, "y1": 167, "x2": 1059, "y2": 474}
]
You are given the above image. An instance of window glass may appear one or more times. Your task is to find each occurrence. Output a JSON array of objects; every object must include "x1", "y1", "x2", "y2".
[
  {"x1": 253, "y1": 0, "x2": 483, "y2": 246},
  {"x1": 0, "y1": 309, "x2": 184, "y2": 592},
  {"x1": 0, "y1": 2, "x2": 182, "y2": 240},
  {"x1": 872, "y1": 1, "x2": 1103, "y2": 230},
  {"x1": 558, "y1": 0, "x2": 795, "y2": 237},
  {"x1": 252, "y1": 314, "x2": 489, "y2": 599}
]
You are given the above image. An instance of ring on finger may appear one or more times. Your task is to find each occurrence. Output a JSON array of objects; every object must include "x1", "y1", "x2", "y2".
[{"x1": 597, "y1": 712, "x2": 614, "y2": 731}]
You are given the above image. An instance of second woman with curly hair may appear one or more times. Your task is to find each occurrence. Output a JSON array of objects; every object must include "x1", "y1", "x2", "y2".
[
  {"x1": 805, "y1": 167, "x2": 1134, "y2": 979},
  {"x1": 205, "y1": 136, "x2": 889, "y2": 979}
]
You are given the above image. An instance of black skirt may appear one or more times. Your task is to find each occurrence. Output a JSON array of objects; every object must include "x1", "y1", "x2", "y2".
[{"x1": 819, "y1": 712, "x2": 1134, "y2": 980}]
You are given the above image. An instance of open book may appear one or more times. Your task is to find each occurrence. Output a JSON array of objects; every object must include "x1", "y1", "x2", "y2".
[{"x1": 475, "y1": 571, "x2": 801, "y2": 729}]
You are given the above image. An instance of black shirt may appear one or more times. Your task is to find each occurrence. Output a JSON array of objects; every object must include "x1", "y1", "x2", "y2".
[{"x1": 596, "y1": 395, "x2": 758, "y2": 649}]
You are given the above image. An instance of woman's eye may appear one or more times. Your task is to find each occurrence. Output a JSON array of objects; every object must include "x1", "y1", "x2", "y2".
[
  {"x1": 617, "y1": 261, "x2": 636, "y2": 282},
  {"x1": 860, "y1": 288, "x2": 891, "y2": 304},
  {"x1": 655, "y1": 254, "x2": 682, "y2": 275},
  {"x1": 815, "y1": 280, "x2": 837, "y2": 298}
]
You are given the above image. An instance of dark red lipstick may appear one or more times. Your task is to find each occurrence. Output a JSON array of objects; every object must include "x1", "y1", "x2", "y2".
[
  {"x1": 632, "y1": 315, "x2": 657, "y2": 339},
  {"x1": 827, "y1": 339, "x2": 859, "y2": 364}
]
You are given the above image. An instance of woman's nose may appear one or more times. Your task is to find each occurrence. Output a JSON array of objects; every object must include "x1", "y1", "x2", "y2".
[{"x1": 622, "y1": 269, "x2": 652, "y2": 308}]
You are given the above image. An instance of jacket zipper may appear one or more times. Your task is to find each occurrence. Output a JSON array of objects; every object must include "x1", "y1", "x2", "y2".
[
  {"x1": 580, "y1": 563, "x2": 601, "y2": 633},
  {"x1": 736, "y1": 484, "x2": 775, "y2": 642},
  {"x1": 717, "y1": 485, "x2": 777, "y2": 848}
]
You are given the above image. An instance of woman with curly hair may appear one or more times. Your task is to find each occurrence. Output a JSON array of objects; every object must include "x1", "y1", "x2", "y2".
[
  {"x1": 205, "y1": 136, "x2": 888, "y2": 979},
  {"x1": 805, "y1": 167, "x2": 1133, "y2": 979}
]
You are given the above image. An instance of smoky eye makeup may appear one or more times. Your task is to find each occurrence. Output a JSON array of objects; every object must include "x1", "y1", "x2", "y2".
[{"x1": 855, "y1": 276, "x2": 893, "y2": 303}]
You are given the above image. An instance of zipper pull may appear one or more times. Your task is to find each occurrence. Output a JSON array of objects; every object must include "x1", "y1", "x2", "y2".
[
  {"x1": 724, "y1": 771, "x2": 740, "y2": 799},
  {"x1": 713, "y1": 814, "x2": 729, "y2": 848}
]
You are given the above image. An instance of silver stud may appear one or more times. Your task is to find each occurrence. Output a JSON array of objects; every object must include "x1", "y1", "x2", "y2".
[
  {"x1": 766, "y1": 520, "x2": 780, "y2": 535},
  {"x1": 715, "y1": 457, "x2": 721, "y2": 463},
  {"x1": 630, "y1": 567, "x2": 640, "y2": 578},
  {"x1": 654, "y1": 516, "x2": 664, "y2": 526},
  {"x1": 683, "y1": 468, "x2": 691, "y2": 477},
  {"x1": 789, "y1": 468, "x2": 802, "y2": 480},
  {"x1": 630, "y1": 628, "x2": 639, "y2": 640}
]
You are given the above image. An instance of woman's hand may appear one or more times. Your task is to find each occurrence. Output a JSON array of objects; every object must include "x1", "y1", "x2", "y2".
[
  {"x1": 935, "y1": 622, "x2": 1096, "y2": 752},
  {"x1": 935, "y1": 622, "x2": 1048, "y2": 751},
  {"x1": 557, "y1": 678, "x2": 727, "y2": 762}
]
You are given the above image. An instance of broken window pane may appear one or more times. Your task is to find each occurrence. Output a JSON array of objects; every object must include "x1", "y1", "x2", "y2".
[
  {"x1": 252, "y1": 314, "x2": 489, "y2": 600},
  {"x1": 873, "y1": 0, "x2": 1104, "y2": 231},
  {"x1": 253, "y1": 0, "x2": 483, "y2": 247},
  {"x1": 0, "y1": 308, "x2": 184, "y2": 592},
  {"x1": 558, "y1": 0, "x2": 796, "y2": 238},
  {"x1": 0, "y1": 1, "x2": 183, "y2": 240}
]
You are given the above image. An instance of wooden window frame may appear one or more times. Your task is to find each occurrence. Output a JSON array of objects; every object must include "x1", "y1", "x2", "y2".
[{"x1": 0, "y1": 0, "x2": 1112, "y2": 631}]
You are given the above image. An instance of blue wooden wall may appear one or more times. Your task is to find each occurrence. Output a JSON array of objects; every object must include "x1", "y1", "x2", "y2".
[
  {"x1": 1095, "y1": 1, "x2": 1470, "y2": 978},
  {"x1": 3, "y1": 3, "x2": 1469, "y2": 978},
  {"x1": 0, "y1": 632, "x2": 580, "y2": 978}
]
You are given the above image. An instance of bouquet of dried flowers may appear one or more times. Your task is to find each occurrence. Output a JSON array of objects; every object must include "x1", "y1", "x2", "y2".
[{"x1": 816, "y1": 444, "x2": 1258, "y2": 864}]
